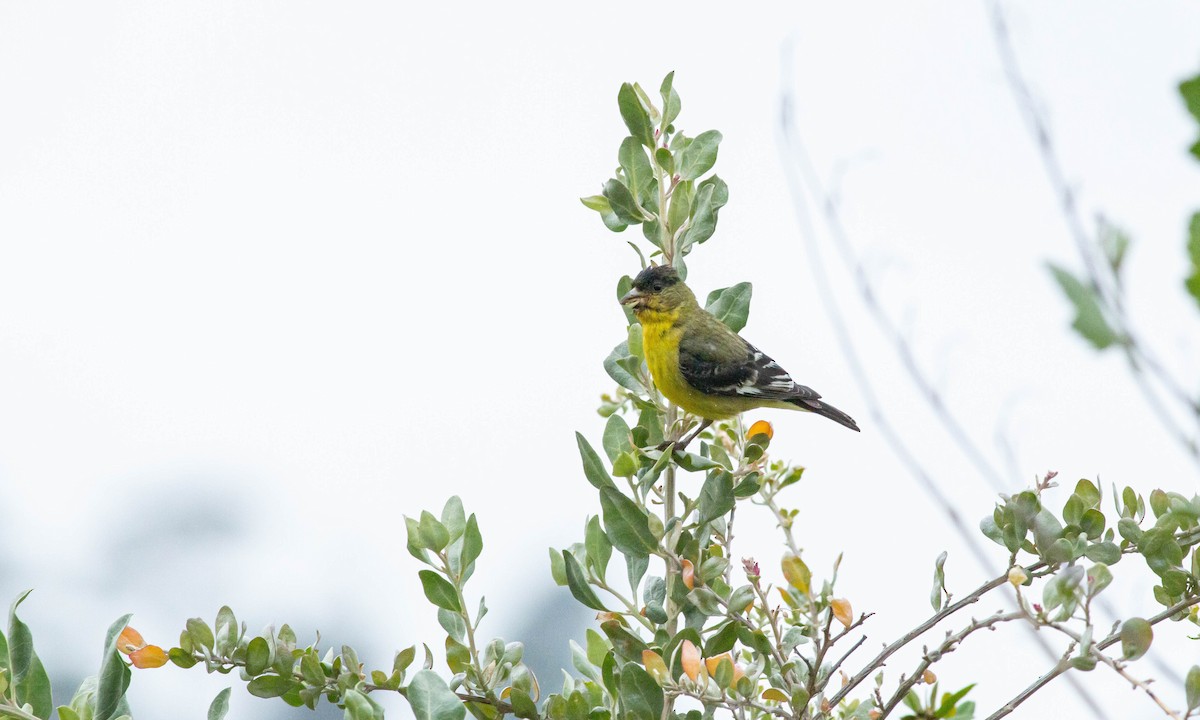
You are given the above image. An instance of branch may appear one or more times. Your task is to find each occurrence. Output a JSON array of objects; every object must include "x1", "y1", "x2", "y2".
[
  {"x1": 878, "y1": 611, "x2": 1023, "y2": 718},
  {"x1": 986, "y1": 594, "x2": 1200, "y2": 719},
  {"x1": 1043, "y1": 622, "x2": 1182, "y2": 720},
  {"x1": 828, "y1": 565, "x2": 1037, "y2": 706}
]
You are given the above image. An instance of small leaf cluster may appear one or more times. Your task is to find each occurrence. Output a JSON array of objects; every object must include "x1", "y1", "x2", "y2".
[
  {"x1": 580, "y1": 72, "x2": 728, "y2": 272},
  {"x1": 897, "y1": 682, "x2": 975, "y2": 720},
  {"x1": 165, "y1": 605, "x2": 393, "y2": 718},
  {"x1": 162, "y1": 498, "x2": 536, "y2": 720},
  {"x1": 0, "y1": 591, "x2": 134, "y2": 720},
  {"x1": 982, "y1": 476, "x2": 1200, "y2": 620}
]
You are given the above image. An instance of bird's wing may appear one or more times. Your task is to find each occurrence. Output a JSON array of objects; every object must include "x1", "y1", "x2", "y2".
[{"x1": 678, "y1": 319, "x2": 820, "y2": 402}]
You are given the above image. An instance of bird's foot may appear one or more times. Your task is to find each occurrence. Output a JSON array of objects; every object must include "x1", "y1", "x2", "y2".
[{"x1": 656, "y1": 419, "x2": 713, "y2": 455}]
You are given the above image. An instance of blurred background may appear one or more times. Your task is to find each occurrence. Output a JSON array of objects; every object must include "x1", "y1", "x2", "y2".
[{"x1": 1, "y1": 1, "x2": 1198, "y2": 718}]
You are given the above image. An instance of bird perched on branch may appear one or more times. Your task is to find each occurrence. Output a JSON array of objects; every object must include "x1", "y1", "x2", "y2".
[{"x1": 619, "y1": 264, "x2": 859, "y2": 449}]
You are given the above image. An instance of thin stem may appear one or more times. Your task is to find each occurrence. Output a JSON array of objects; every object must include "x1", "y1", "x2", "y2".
[
  {"x1": 878, "y1": 611, "x2": 1023, "y2": 718},
  {"x1": 442, "y1": 553, "x2": 491, "y2": 699},
  {"x1": 1043, "y1": 621, "x2": 1183, "y2": 720},
  {"x1": 829, "y1": 562, "x2": 1043, "y2": 706},
  {"x1": 0, "y1": 702, "x2": 41, "y2": 720},
  {"x1": 593, "y1": 577, "x2": 656, "y2": 633}
]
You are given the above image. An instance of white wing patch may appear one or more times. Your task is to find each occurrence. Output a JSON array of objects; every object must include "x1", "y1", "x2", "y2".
[{"x1": 732, "y1": 345, "x2": 821, "y2": 401}]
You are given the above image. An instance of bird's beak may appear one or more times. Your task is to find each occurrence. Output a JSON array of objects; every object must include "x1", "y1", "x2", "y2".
[{"x1": 619, "y1": 288, "x2": 644, "y2": 306}]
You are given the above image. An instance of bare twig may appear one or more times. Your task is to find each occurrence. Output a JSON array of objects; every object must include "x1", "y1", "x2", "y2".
[
  {"x1": 828, "y1": 566, "x2": 1037, "y2": 706},
  {"x1": 986, "y1": 594, "x2": 1200, "y2": 719},
  {"x1": 1043, "y1": 621, "x2": 1183, "y2": 720},
  {"x1": 878, "y1": 611, "x2": 1024, "y2": 718}
]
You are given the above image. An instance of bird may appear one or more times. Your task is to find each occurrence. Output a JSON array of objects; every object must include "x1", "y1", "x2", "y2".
[{"x1": 619, "y1": 264, "x2": 859, "y2": 449}]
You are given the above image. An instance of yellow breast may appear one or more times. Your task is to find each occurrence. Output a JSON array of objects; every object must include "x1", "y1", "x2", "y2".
[{"x1": 637, "y1": 307, "x2": 742, "y2": 420}]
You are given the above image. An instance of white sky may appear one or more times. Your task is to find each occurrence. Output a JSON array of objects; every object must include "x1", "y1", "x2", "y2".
[{"x1": 1, "y1": 2, "x2": 1199, "y2": 719}]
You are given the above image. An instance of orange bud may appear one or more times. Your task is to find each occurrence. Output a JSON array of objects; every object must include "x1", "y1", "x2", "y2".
[
  {"x1": 831, "y1": 598, "x2": 853, "y2": 629},
  {"x1": 681, "y1": 559, "x2": 695, "y2": 590},
  {"x1": 129, "y1": 645, "x2": 169, "y2": 669},
  {"x1": 747, "y1": 420, "x2": 773, "y2": 440},
  {"x1": 117, "y1": 626, "x2": 146, "y2": 655},
  {"x1": 922, "y1": 669, "x2": 937, "y2": 685},
  {"x1": 680, "y1": 639, "x2": 700, "y2": 682}
]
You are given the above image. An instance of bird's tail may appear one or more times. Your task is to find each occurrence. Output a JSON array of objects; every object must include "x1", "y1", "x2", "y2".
[{"x1": 794, "y1": 398, "x2": 861, "y2": 432}]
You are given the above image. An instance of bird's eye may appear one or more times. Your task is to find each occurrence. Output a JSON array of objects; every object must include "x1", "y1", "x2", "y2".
[{"x1": 652, "y1": 281, "x2": 663, "y2": 292}]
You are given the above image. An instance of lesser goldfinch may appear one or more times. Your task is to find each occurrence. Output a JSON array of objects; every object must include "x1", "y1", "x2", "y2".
[{"x1": 619, "y1": 265, "x2": 860, "y2": 447}]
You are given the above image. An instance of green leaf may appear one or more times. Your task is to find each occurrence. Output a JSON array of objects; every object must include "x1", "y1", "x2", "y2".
[
  {"x1": 344, "y1": 688, "x2": 382, "y2": 720},
  {"x1": 96, "y1": 613, "x2": 134, "y2": 720},
  {"x1": 677, "y1": 130, "x2": 722, "y2": 181},
  {"x1": 215, "y1": 606, "x2": 237, "y2": 656},
  {"x1": 441, "y1": 497, "x2": 466, "y2": 542},
  {"x1": 618, "y1": 83, "x2": 655, "y2": 148},
  {"x1": 696, "y1": 471, "x2": 735, "y2": 524},
  {"x1": 9, "y1": 590, "x2": 54, "y2": 720},
  {"x1": 509, "y1": 689, "x2": 539, "y2": 720},
  {"x1": 585, "y1": 516, "x2": 613, "y2": 582},
  {"x1": 659, "y1": 71, "x2": 681, "y2": 130},
  {"x1": 168, "y1": 647, "x2": 198, "y2": 669},
  {"x1": 247, "y1": 675, "x2": 296, "y2": 699},
  {"x1": 581, "y1": 195, "x2": 611, "y2": 213},
  {"x1": 666, "y1": 181, "x2": 692, "y2": 237},
  {"x1": 600, "y1": 620, "x2": 648, "y2": 662},
  {"x1": 705, "y1": 621, "x2": 740, "y2": 656},
  {"x1": 1139, "y1": 527, "x2": 1184, "y2": 576},
  {"x1": 704, "y1": 283, "x2": 752, "y2": 333},
  {"x1": 618, "y1": 663, "x2": 663, "y2": 720},
  {"x1": 1186, "y1": 665, "x2": 1200, "y2": 711},
  {"x1": 577, "y1": 433, "x2": 617, "y2": 490},
  {"x1": 1084, "y1": 541, "x2": 1120, "y2": 565},
  {"x1": 781, "y1": 554, "x2": 811, "y2": 594},
  {"x1": 687, "y1": 587, "x2": 722, "y2": 616},
  {"x1": 461, "y1": 514, "x2": 483, "y2": 573},
  {"x1": 619, "y1": 137, "x2": 653, "y2": 202},
  {"x1": 1120, "y1": 617, "x2": 1152, "y2": 660},
  {"x1": 627, "y1": 553, "x2": 649, "y2": 597},
  {"x1": 186, "y1": 617, "x2": 216, "y2": 652},
  {"x1": 603, "y1": 342, "x2": 643, "y2": 395},
  {"x1": 600, "y1": 487, "x2": 658, "y2": 556},
  {"x1": 57, "y1": 708, "x2": 81, "y2": 720},
  {"x1": 603, "y1": 179, "x2": 647, "y2": 225},
  {"x1": 653, "y1": 148, "x2": 674, "y2": 177},
  {"x1": 602, "y1": 415, "x2": 632, "y2": 463},
  {"x1": 680, "y1": 176, "x2": 729, "y2": 250},
  {"x1": 418, "y1": 570, "x2": 462, "y2": 612},
  {"x1": 563, "y1": 551, "x2": 608, "y2": 612},
  {"x1": 1048, "y1": 264, "x2": 1118, "y2": 349},
  {"x1": 246, "y1": 636, "x2": 270, "y2": 675},
  {"x1": 207, "y1": 688, "x2": 232, "y2": 720},
  {"x1": 549, "y1": 547, "x2": 568, "y2": 586},
  {"x1": 419, "y1": 511, "x2": 451, "y2": 552},
  {"x1": 1186, "y1": 213, "x2": 1200, "y2": 309},
  {"x1": 1079, "y1": 509, "x2": 1105, "y2": 539},
  {"x1": 408, "y1": 670, "x2": 467, "y2": 720},
  {"x1": 930, "y1": 551, "x2": 948, "y2": 611},
  {"x1": 1182, "y1": 74, "x2": 1200, "y2": 160}
]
